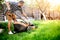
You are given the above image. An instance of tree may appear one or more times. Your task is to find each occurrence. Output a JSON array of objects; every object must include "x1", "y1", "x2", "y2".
[
  {"x1": 35, "y1": 0, "x2": 50, "y2": 20},
  {"x1": 0, "y1": 0, "x2": 4, "y2": 4},
  {"x1": 0, "y1": 0, "x2": 4, "y2": 12}
]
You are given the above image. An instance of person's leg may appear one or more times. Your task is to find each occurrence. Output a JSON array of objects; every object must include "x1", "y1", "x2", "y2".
[
  {"x1": 8, "y1": 20, "x2": 12, "y2": 31},
  {"x1": 6, "y1": 12, "x2": 13, "y2": 34},
  {"x1": 8, "y1": 20, "x2": 13, "y2": 34}
]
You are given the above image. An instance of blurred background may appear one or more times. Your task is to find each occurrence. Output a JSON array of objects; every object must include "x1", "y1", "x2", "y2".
[{"x1": 0, "y1": 0, "x2": 60, "y2": 21}]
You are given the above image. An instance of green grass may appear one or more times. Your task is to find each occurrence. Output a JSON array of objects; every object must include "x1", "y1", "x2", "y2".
[{"x1": 0, "y1": 20, "x2": 60, "y2": 40}]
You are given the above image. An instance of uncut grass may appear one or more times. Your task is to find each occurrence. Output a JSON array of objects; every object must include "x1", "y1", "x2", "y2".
[{"x1": 0, "y1": 20, "x2": 60, "y2": 40}]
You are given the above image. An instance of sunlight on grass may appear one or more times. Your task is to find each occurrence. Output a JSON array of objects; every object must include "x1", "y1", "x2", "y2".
[{"x1": 0, "y1": 20, "x2": 60, "y2": 40}]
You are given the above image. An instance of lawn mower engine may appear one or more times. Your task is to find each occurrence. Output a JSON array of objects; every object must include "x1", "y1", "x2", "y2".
[{"x1": 14, "y1": 24, "x2": 28, "y2": 33}]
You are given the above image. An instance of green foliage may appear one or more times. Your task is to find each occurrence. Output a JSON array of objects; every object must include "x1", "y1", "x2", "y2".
[
  {"x1": 0, "y1": 0, "x2": 4, "y2": 13},
  {"x1": 0, "y1": 0, "x2": 4, "y2": 3},
  {"x1": 0, "y1": 20, "x2": 60, "y2": 40},
  {"x1": 0, "y1": 5, "x2": 3, "y2": 10}
]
